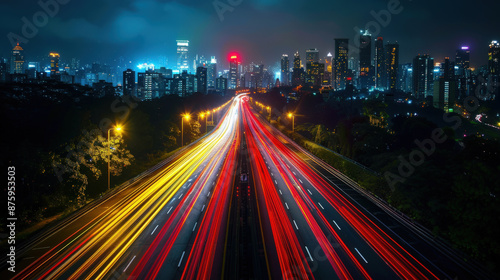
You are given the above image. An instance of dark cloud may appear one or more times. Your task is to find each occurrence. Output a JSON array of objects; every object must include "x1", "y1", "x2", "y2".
[{"x1": 1, "y1": 0, "x2": 499, "y2": 69}]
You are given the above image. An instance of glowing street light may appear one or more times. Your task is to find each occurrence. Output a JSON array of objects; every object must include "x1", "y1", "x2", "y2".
[
  {"x1": 108, "y1": 125, "x2": 123, "y2": 191},
  {"x1": 181, "y1": 114, "x2": 191, "y2": 146},
  {"x1": 288, "y1": 113, "x2": 295, "y2": 132}
]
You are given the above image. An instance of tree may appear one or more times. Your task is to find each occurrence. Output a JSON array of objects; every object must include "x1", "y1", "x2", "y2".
[
  {"x1": 52, "y1": 128, "x2": 134, "y2": 204},
  {"x1": 189, "y1": 120, "x2": 201, "y2": 143}
]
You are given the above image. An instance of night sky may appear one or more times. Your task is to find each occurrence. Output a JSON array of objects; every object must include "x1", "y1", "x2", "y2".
[{"x1": 1, "y1": 0, "x2": 499, "y2": 68}]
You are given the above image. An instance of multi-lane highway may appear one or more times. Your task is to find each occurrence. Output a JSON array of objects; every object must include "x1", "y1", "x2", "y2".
[{"x1": 2, "y1": 94, "x2": 488, "y2": 279}]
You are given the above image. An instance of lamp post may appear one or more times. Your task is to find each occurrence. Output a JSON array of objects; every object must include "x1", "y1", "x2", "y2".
[
  {"x1": 205, "y1": 111, "x2": 210, "y2": 132},
  {"x1": 288, "y1": 113, "x2": 295, "y2": 132},
  {"x1": 108, "y1": 125, "x2": 122, "y2": 191},
  {"x1": 181, "y1": 114, "x2": 190, "y2": 146}
]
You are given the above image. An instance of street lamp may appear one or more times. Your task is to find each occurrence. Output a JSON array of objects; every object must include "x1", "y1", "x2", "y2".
[
  {"x1": 205, "y1": 111, "x2": 210, "y2": 132},
  {"x1": 181, "y1": 114, "x2": 190, "y2": 146},
  {"x1": 108, "y1": 125, "x2": 122, "y2": 191},
  {"x1": 288, "y1": 113, "x2": 295, "y2": 132}
]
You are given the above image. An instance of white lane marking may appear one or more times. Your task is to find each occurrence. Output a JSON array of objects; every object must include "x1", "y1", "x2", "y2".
[
  {"x1": 188, "y1": 179, "x2": 192, "y2": 182},
  {"x1": 32, "y1": 246, "x2": 50, "y2": 251},
  {"x1": 151, "y1": 225, "x2": 159, "y2": 235},
  {"x1": 355, "y1": 248, "x2": 368, "y2": 263},
  {"x1": 285, "y1": 202, "x2": 289, "y2": 209},
  {"x1": 271, "y1": 173, "x2": 274, "y2": 176},
  {"x1": 178, "y1": 193, "x2": 183, "y2": 199},
  {"x1": 178, "y1": 251, "x2": 186, "y2": 267},
  {"x1": 299, "y1": 179, "x2": 303, "y2": 184},
  {"x1": 279, "y1": 189, "x2": 283, "y2": 195},
  {"x1": 172, "y1": 197, "x2": 176, "y2": 202},
  {"x1": 293, "y1": 220, "x2": 299, "y2": 230},
  {"x1": 333, "y1": 220, "x2": 341, "y2": 230},
  {"x1": 293, "y1": 171, "x2": 296, "y2": 175},
  {"x1": 192, "y1": 222, "x2": 198, "y2": 232},
  {"x1": 167, "y1": 207, "x2": 173, "y2": 214},
  {"x1": 305, "y1": 246, "x2": 314, "y2": 261},
  {"x1": 207, "y1": 191, "x2": 211, "y2": 197},
  {"x1": 123, "y1": 255, "x2": 136, "y2": 272},
  {"x1": 318, "y1": 202, "x2": 325, "y2": 210},
  {"x1": 274, "y1": 180, "x2": 278, "y2": 184},
  {"x1": 213, "y1": 182, "x2": 215, "y2": 185},
  {"x1": 287, "y1": 164, "x2": 290, "y2": 168},
  {"x1": 201, "y1": 204, "x2": 205, "y2": 212},
  {"x1": 307, "y1": 189, "x2": 312, "y2": 195}
]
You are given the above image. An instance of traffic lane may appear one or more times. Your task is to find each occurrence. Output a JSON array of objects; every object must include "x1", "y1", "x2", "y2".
[
  {"x1": 285, "y1": 141, "x2": 451, "y2": 279},
  {"x1": 266, "y1": 146, "x2": 400, "y2": 280}
]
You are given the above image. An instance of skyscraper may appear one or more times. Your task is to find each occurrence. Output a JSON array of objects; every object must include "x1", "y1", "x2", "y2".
[
  {"x1": 229, "y1": 54, "x2": 239, "y2": 89},
  {"x1": 292, "y1": 51, "x2": 305, "y2": 87},
  {"x1": 488, "y1": 40, "x2": 500, "y2": 76},
  {"x1": 123, "y1": 69, "x2": 136, "y2": 96},
  {"x1": 413, "y1": 54, "x2": 434, "y2": 99},
  {"x1": 207, "y1": 56, "x2": 217, "y2": 90},
  {"x1": 196, "y1": 66, "x2": 208, "y2": 94},
  {"x1": 49, "y1": 53, "x2": 60, "y2": 76},
  {"x1": 176, "y1": 40, "x2": 189, "y2": 72},
  {"x1": 10, "y1": 42, "x2": 25, "y2": 74},
  {"x1": 334, "y1": 38, "x2": 349, "y2": 90},
  {"x1": 398, "y1": 63, "x2": 413, "y2": 93},
  {"x1": 306, "y1": 49, "x2": 319, "y2": 64},
  {"x1": 455, "y1": 46, "x2": 471, "y2": 98},
  {"x1": 281, "y1": 54, "x2": 290, "y2": 86},
  {"x1": 455, "y1": 46, "x2": 470, "y2": 76},
  {"x1": 375, "y1": 37, "x2": 385, "y2": 90},
  {"x1": 359, "y1": 30, "x2": 372, "y2": 90},
  {"x1": 385, "y1": 42, "x2": 399, "y2": 90},
  {"x1": 0, "y1": 60, "x2": 7, "y2": 82}
]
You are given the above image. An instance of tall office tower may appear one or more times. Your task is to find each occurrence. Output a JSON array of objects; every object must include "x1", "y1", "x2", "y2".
[
  {"x1": 398, "y1": 63, "x2": 413, "y2": 93},
  {"x1": 359, "y1": 30, "x2": 372, "y2": 90},
  {"x1": 455, "y1": 47, "x2": 471, "y2": 98},
  {"x1": 334, "y1": 38, "x2": 349, "y2": 90},
  {"x1": 440, "y1": 57, "x2": 455, "y2": 81},
  {"x1": 137, "y1": 70, "x2": 163, "y2": 100},
  {"x1": 488, "y1": 40, "x2": 500, "y2": 76},
  {"x1": 281, "y1": 54, "x2": 290, "y2": 86},
  {"x1": 123, "y1": 69, "x2": 136, "y2": 96},
  {"x1": 176, "y1": 40, "x2": 190, "y2": 72},
  {"x1": 216, "y1": 75, "x2": 228, "y2": 95},
  {"x1": 49, "y1": 53, "x2": 60, "y2": 76},
  {"x1": 292, "y1": 51, "x2": 304, "y2": 86},
  {"x1": 326, "y1": 52, "x2": 333, "y2": 86},
  {"x1": 434, "y1": 57, "x2": 456, "y2": 112},
  {"x1": 455, "y1": 46, "x2": 470, "y2": 76},
  {"x1": 306, "y1": 62, "x2": 325, "y2": 87},
  {"x1": 306, "y1": 48, "x2": 319, "y2": 64},
  {"x1": 412, "y1": 54, "x2": 434, "y2": 99},
  {"x1": 0, "y1": 60, "x2": 7, "y2": 82},
  {"x1": 228, "y1": 54, "x2": 239, "y2": 89},
  {"x1": 305, "y1": 49, "x2": 321, "y2": 87},
  {"x1": 207, "y1": 56, "x2": 217, "y2": 89},
  {"x1": 196, "y1": 66, "x2": 208, "y2": 94},
  {"x1": 385, "y1": 42, "x2": 399, "y2": 90},
  {"x1": 375, "y1": 37, "x2": 385, "y2": 90},
  {"x1": 10, "y1": 42, "x2": 25, "y2": 74}
]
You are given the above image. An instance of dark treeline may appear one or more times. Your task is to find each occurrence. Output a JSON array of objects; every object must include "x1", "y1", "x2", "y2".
[
  {"x1": 255, "y1": 87, "x2": 500, "y2": 275},
  {"x1": 0, "y1": 81, "x2": 230, "y2": 232}
]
